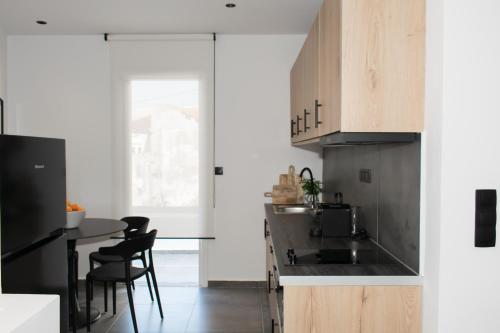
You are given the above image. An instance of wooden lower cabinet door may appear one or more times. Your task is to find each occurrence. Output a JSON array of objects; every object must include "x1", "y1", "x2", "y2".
[
  {"x1": 310, "y1": 286, "x2": 364, "y2": 333},
  {"x1": 283, "y1": 286, "x2": 421, "y2": 333},
  {"x1": 284, "y1": 286, "x2": 313, "y2": 333},
  {"x1": 358, "y1": 286, "x2": 422, "y2": 333}
]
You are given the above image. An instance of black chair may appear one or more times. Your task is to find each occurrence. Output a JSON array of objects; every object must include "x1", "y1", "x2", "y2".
[
  {"x1": 85, "y1": 229, "x2": 163, "y2": 333},
  {"x1": 89, "y1": 216, "x2": 154, "y2": 306}
]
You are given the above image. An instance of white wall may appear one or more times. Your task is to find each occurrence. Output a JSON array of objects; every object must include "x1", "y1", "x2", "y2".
[
  {"x1": 7, "y1": 36, "x2": 114, "y2": 275},
  {"x1": 437, "y1": 0, "x2": 500, "y2": 331},
  {"x1": 423, "y1": 0, "x2": 500, "y2": 332},
  {"x1": 0, "y1": 25, "x2": 6, "y2": 99},
  {"x1": 6, "y1": 34, "x2": 321, "y2": 281},
  {"x1": 210, "y1": 35, "x2": 322, "y2": 281},
  {"x1": 422, "y1": 0, "x2": 444, "y2": 331}
]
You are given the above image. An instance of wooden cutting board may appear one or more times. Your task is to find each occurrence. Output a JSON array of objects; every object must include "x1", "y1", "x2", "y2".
[{"x1": 265, "y1": 165, "x2": 304, "y2": 204}]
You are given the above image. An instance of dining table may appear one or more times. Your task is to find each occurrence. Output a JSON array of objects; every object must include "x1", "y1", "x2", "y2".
[{"x1": 65, "y1": 218, "x2": 128, "y2": 332}]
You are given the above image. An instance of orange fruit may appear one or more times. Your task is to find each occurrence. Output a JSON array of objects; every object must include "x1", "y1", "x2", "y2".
[
  {"x1": 70, "y1": 203, "x2": 80, "y2": 211},
  {"x1": 66, "y1": 206, "x2": 72, "y2": 212}
]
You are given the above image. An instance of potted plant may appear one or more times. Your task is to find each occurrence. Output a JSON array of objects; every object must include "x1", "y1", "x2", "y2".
[{"x1": 301, "y1": 178, "x2": 322, "y2": 207}]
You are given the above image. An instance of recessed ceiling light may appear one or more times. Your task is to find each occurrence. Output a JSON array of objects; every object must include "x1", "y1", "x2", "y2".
[
  {"x1": 36, "y1": 20, "x2": 47, "y2": 25},
  {"x1": 225, "y1": 3, "x2": 236, "y2": 8}
]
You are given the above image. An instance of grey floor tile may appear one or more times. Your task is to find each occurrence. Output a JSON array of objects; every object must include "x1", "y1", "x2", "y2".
[
  {"x1": 74, "y1": 285, "x2": 267, "y2": 333},
  {"x1": 159, "y1": 287, "x2": 200, "y2": 305},
  {"x1": 195, "y1": 288, "x2": 262, "y2": 307},
  {"x1": 108, "y1": 304, "x2": 193, "y2": 333},
  {"x1": 186, "y1": 303, "x2": 263, "y2": 333}
]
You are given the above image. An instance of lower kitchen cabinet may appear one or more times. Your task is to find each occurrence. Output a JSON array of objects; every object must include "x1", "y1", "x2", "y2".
[
  {"x1": 284, "y1": 285, "x2": 421, "y2": 333},
  {"x1": 265, "y1": 219, "x2": 283, "y2": 333},
  {"x1": 264, "y1": 219, "x2": 422, "y2": 333}
]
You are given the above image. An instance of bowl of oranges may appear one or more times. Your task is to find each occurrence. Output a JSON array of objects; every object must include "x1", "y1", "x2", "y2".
[{"x1": 65, "y1": 200, "x2": 86, "y2": 229}]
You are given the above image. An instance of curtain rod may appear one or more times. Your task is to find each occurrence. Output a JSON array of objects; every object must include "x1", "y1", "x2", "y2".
[{"x1": 104, "y1": 33, "x2": 215, "y2": 42}]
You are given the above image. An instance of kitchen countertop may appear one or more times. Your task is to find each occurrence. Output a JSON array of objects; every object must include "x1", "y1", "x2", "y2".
[
  {"x1": 264, "y1": 204, "x2": 422, "y2": 286},
  {"x1": 0, "y1": 293, "x2": 60, "y2": 332}
]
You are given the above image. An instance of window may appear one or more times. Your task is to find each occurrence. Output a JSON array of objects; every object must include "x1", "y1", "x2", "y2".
[
  {"x1": 110, "y1": 35, "x2": 215, "y2": 239},
  {"x1": 130, "y1": 80, "x2": 200, "y2": 209}
]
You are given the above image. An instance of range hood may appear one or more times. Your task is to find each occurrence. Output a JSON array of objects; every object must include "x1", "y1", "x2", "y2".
[{"x1": 320, "y1": 132, "x2": 419, "y2": 146}]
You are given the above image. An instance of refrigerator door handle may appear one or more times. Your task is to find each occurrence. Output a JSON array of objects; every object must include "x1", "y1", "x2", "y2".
[
  {"x1": 0, "y1": 97, "x2": 3, "y2": 134},
  {"x1": 1, "y1": 232, "x2": 65, "y2": 263}
]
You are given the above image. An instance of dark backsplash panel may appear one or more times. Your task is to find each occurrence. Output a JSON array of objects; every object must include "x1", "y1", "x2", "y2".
[{"x1": 322, "y1": 139, "x2": 421, "y2": 273}]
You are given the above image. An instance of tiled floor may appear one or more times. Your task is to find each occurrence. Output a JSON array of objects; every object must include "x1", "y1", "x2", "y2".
[{"x1": 75, "y1": 283, "x2": 272, "y2": 333}]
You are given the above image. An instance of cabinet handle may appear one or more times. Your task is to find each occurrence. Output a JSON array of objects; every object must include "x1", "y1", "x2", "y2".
[
  {"x1": 315, "y1": 100, "x2": 322, "y2": 128},
  {"x1": 264, "y1": 219, "x2": 269, "y2": 238},
  {"x1": 303, "y1": 109, "x2": 311, "y2": 133},
  {"x1": 271, "y1": 319, "x2": 275, "y2": 333},
  {"x1": 270, "y1": 245, "x2": 274, "y2": 254},
  {"x1": 296, "y1": 115, "x2": 302, "y2": 134},
  {"x1": 268, "y1": 270, "x2": 272, "y2": 294},
  {"x1": 290, "y1": 119, "x2": 296, "y2": 138}
]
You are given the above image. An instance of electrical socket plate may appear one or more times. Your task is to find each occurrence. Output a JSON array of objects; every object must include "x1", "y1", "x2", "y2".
[{"x1": 359, "y1": 169, "x2": 372, "y2": 183}]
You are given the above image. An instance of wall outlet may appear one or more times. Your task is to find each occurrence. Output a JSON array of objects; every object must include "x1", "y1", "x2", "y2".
[{"x1": 359, "y1": 169, "x2": 372, "y2": 183}]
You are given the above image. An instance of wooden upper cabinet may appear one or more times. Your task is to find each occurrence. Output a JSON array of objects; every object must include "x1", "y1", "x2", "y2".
[
  {"x1": 290, "y1": 46, "x2": 305, "y2": 143},
  {"x1": 318, "y1": 0, "x2": 342, "y2": 136},
  {"x1": 290, "y1": 16, "x2": 320, "y2": 143},
  {"x1": 340, "y1": 0, "x2": 425, "y2": 132},
  {"x1": 302, "y1": 17, "x2": 320, "y2": 141},
  {"x1": 290, "y1": 0, "x2": 425, "y2": 143}
]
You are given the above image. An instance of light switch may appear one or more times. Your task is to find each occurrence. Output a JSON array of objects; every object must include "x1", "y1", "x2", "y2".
[{"x1": 475, "y1": 189, "x2": 497, "y2": 247}]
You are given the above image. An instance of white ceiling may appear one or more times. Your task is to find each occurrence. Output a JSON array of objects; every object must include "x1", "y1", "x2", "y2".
[{"x1": 0, "y1": 0, "x2": 322, "y2": 35}]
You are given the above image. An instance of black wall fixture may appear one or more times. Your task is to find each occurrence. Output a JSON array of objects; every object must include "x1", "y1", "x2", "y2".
[
  {"x1": 0, "y1": 97, "x2": 4, "y2": 134},
  {"x1": 475, "y1": 189, "x2": 497, "y2": 247}
]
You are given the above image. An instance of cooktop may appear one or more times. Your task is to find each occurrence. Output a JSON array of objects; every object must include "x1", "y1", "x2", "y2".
[{"x1": 284, "y1": 248, "x2": 396, "y2": 266}]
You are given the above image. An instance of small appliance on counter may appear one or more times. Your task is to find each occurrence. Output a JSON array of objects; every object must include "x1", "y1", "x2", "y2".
[
  {"x1": 310, "y1": 196, "x2": 369, "y2": 239},
  {"x1": 320, "y1": 203, "x2": 352, "y2": 237},
  {"x1": 349, "y1": 206, "x2": 369, "y2": 240}
]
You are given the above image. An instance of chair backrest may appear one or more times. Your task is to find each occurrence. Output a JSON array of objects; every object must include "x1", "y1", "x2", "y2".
[
  {"x1": 102, "y1": 229, "x2": 158, "y2": 261},
  {"x1": 121, "y1": 216, "x2": 150, "y2": 239}
]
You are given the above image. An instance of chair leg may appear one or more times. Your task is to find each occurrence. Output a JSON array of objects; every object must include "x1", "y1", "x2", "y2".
[
  {"x1": 75, "y1": 251, "x2": 79, "y2": 299},
  {"x1": 104, "y1": 282, "x2": 108, "y2": 312},
  {"x1": 145, "y1": 272, "x2": 154, "y2": 302},
  {"x1": 89, "y1": 258, "x2": 94, "y2": 300},
  {"x1": 126, "y1": 281, "x2": 139, "y2": 333},
  {"x1": 149, "y1": 266, "x2": 164, "y2": 318},
  {"x1": 131, "y1": 280, "x2": 135, "y2": 290},
  {"x1": 86, "y1": 278, "x2": 92, "y2": 332},
  {"x1": 142, "y1": 255, "x2": 154, "y2": 302},
  {"x1": 112, "y1": 282, "x2": 117, "y2": 315}
]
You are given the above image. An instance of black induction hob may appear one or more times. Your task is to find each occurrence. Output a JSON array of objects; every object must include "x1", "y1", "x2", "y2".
[{"x1": 284, "y1": 247, "x2": 397, "y2": 266}]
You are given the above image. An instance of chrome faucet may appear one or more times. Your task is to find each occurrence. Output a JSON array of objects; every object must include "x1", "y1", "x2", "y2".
[{"x1": 299, "y1": 167, "x2": 317, "y2": 208}]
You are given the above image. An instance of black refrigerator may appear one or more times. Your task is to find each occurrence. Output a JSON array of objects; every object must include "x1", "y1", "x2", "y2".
[{"x1": 0, "y1": 134, "x2": 69, "y2": 332}]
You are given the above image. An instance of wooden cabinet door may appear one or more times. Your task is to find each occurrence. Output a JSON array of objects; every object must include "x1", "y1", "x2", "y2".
[
  {"x1": 318, "y1": 0, "x2": 342, "y2": 136},
  {"x1": 290, "y1": 47, "x2": 305, "y2": 143},
  {"x1": 302, "y1": 16, "x2": 320, "y2": 141},
  {"x1": 340, "y1": 0, "x2": 425, "y2": 132},
  {"x1": 284, "y1": 286, "x2": 422, "y2": 333}
]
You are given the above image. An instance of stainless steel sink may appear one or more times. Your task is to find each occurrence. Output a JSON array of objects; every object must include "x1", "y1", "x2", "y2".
[{"x1": 273, "y1": 205, "x2": 316, "y2": 215}]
